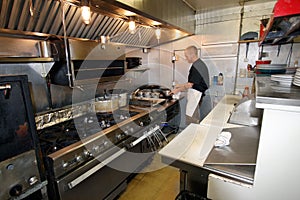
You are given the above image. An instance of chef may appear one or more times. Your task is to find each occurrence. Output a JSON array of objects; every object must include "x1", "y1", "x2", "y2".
[{"x1": 171, "y1": 45, "x2": 210, "y2": 125}]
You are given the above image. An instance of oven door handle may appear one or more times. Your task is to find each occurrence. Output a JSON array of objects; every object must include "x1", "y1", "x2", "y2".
[
  {"x1": 67, "y1": 147, "x2": 127, "y2": 189},
  {"x1": 128, "y1": 125, "x2": 160, "y2": 148}
]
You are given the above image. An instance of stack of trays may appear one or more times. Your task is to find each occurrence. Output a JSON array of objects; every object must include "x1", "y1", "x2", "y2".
[
  {"x1": 271, "y1": 74, "x2": 294, "y2": 86},
  {"x1": 293, "y1": 68, "x2": 300, "y2": 87},
  {"x1": 256, "y1": 64, "x2": 286, "y2": 75}
]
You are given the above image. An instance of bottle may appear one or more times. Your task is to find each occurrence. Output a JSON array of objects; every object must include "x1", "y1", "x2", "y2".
[
  {"x1": 213, "y1": 92, "x2": 219, "y2": 107},
  {"x1": 242, "y1": 86, "x2": 249, "y2": 98},
  {"x1": 217, "y1": 73, "x2": 223, "y2": 85}
]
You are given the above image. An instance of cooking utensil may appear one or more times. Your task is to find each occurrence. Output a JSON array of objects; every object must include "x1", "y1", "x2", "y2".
[
  {"x1": 245, "y1": 42, "x2": 249, "y2": 62},
  {"x1": 94, "y1": 96, "x2": 119, "y2": 113},
  {"x1": 108, "y1": 89, "x2": 128, "y2": 107}
]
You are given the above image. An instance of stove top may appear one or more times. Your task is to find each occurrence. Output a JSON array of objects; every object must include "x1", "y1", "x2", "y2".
[{"x1": 38, "y1": 110, "x2": 139, "y2": 155}]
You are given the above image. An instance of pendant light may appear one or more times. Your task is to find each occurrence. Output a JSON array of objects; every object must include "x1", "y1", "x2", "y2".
[
  {"x1": 81, "y1": 0, "x2": 91, "y2": 25},
  {"x1": 128, "y1": 16, "x2": 136, "y2": 34},
  {"x1": 155, "y1": 27, "x2": 161, "y2": 40}
]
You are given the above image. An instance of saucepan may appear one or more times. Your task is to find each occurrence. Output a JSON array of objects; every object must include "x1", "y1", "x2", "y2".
[
  {"x1": 108, "y1": 89, "x2": 128, "y2": 107},
  {"x1": 94, "y1": 96, "x2": 119, "y2": 113}
]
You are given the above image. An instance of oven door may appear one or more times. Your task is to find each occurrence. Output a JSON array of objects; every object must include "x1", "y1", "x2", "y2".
[{"x1": 55, "y1": 144, "x2": 150, "y2": 200}]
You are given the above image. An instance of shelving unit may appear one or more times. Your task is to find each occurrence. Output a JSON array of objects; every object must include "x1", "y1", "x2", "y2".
[{"x1": 259, "y1": 0, "x2": 300, "y2": 46}]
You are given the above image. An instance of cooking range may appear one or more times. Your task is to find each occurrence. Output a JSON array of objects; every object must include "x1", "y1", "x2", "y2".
[{"x1": 37, "y1": 98, "x2": 179, "y2": 200}]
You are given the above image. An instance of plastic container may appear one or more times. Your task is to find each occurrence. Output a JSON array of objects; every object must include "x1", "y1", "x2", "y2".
[
  {"x1": 242, "y1": 86, "x2": 250, "y2": 98},
  {"x1": 255, "y1": 60, "x2": 271, "y2": 65}
]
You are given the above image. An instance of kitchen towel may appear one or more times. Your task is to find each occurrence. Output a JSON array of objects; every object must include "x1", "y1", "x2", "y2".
[
  {"x1": 214, "y1": 131, "x2": 232, "y2": 147},
  {"x1": 186, "y1": 88, "x2": 202, "y2": 117}
]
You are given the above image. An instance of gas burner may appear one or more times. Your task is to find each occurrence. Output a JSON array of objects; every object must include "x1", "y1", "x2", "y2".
[{"x1": 38, "y1": 110, "x2": 140, "y2": 155}]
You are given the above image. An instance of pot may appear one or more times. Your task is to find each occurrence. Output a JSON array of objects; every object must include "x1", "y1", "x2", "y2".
[
  {"x1": 151, "y1": 92, "x2": 160, "y2": 99},
  {"x1": 94, "y1": 96, "x2": 119, "y2": 113},
  {"x1": 161, "y1": 88, "x2": 172, "y2": 97},
  {"x1": 108, "y1": 89, "x2": 128, "y2": 107}
]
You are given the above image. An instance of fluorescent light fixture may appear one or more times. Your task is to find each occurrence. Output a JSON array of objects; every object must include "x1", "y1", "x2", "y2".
[{"x1": 81, "y1": 5, "x2": 91, "y2": 24}]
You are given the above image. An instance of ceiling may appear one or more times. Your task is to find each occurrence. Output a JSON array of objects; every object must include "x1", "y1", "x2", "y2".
[{"x1": 183, "y1": 0, "x2": 275, "y2": 11}]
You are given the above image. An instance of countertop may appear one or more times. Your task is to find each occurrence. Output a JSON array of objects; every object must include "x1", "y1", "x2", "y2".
[
  {"x1": 256, "y1": 76, "x2": 300, "y2": 111},
  {"x1": 159, "y1": 94, "x2": 260, "y2": 184},
  {"x1": 159, "y1": 95, "x2": 243, "y2": 168}
]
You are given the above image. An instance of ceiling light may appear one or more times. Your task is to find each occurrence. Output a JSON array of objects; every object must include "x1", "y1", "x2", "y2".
[
  {"x1": 155, "y1": 27, "x2": 161, "y2": 40},
  {"x1": 81, "y1": 0, "x2": 91, "y2": 25},
  {"x1": 128, "y1": 17, "x2": 136, "y2": 34}
]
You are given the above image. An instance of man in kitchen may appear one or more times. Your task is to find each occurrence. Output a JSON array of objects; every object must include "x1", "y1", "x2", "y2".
[{"x1": 171, "y1": 45, "x2": 211, "y2": 125}]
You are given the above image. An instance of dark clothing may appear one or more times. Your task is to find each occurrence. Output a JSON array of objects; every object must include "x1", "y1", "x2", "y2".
[
  {"x1": 185, "y1": 58, "x2": 211, "y2": 126},
  {"x1": 188, "y1": 58, "x2": 209, "y2": 94}
]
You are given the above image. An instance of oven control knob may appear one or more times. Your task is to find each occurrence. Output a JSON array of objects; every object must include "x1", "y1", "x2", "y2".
[
  {"x1": 28, "y1": 176, "x2": 39, "y2": 186},
  {"x1": 62, "y1": 162, "x2": 69, "y2": 168},
  {"x1": 93, "y1": 145, "x2": 100, "y2": 152},
  {"x1": 116, "y1": 134, "x2": 122, "y2": 140},
  {"x1": 76, "y1": 155, "x2": 83, "y2": 162},
  {"x1": 129, "y1": 128, "x2": 134, "y2": 133},
  {"x1": 9, "y1": 184, "x2": 23, "y2": 197},
  {"x1": 103, "y1": 141, "x2": 109, "y2": 147},
  {"x1": 83, "y1": 150, "x2": 90, "y2": 157}
]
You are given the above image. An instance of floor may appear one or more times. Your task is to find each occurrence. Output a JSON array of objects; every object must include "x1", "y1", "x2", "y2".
[{"x1": 117, "y1": 135, "x2": 180, "y2": 200}]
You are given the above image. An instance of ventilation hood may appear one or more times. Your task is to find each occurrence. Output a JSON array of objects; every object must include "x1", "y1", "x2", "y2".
[{"x1": 0, "y1": 0, "x2": 191, "y2": 48}]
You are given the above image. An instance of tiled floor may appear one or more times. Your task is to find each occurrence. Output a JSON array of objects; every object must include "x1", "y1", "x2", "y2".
[
  {"x1": 118, "y1": 155, "x2": 180, "y2": 200},
  {"x1": 118, "y1": 135, "x2": 180, "y2": 200}
]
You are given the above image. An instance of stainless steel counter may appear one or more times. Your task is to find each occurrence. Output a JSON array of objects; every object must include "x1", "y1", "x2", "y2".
[
  {"x1": 204, "y1": 126, "x2": 260, "y2": 184},
  {"x1": 256, "y1": 76, "x2": 300, "y2": 108}
]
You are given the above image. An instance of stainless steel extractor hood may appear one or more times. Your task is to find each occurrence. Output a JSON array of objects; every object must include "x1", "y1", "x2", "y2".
[{"x1": 0, "y1": 0, "x2": 192, "y2": 48}]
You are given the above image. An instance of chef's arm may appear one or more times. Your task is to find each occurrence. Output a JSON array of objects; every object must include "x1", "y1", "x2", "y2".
[{"x1": 171, "y1": 82, "x2": 193, "y2": 94}]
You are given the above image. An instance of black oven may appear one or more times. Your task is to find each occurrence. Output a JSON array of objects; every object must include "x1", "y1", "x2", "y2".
[{"x1": 0, "y1": 75, "x2": 45, "y2": 199}]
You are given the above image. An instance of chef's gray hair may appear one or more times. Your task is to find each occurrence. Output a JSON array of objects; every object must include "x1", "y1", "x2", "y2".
[{"x1": 185, "y1": 45, "x2": 198, "y2": 57}]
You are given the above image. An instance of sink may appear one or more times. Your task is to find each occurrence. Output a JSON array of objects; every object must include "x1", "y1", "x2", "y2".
[{"x1": 228, "y1": 96, "x2": 263, "y2": 126}]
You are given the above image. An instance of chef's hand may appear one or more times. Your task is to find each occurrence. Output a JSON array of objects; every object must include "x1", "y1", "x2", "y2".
[{"x1": 171, "y1": 88, "x2": 181, "y2": 94}]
